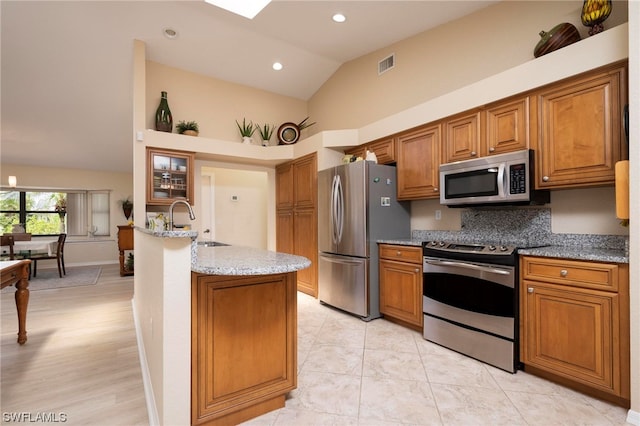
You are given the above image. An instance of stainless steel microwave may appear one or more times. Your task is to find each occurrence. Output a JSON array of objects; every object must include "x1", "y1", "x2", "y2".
[{"x1": 439, "y1": 149, "x2": 549, "y2": 207}]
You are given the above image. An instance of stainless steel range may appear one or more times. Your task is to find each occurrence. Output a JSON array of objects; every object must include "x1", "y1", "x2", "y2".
[{"x1": 422, "y1": 241, "x2": 520, "y2": 373}]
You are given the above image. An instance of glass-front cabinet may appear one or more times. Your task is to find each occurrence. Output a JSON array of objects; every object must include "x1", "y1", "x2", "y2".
[{"x1": 146, "y1": 147, "x2": 195, "y2": 205}]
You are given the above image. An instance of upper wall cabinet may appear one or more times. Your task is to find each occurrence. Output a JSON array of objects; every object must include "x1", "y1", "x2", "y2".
[
  {"x1": 344, "y1": 136, "x2": 396, "y2": 165},
  {"x1": 484, "y1": 96, "x2": 529, "y2": 156},
  {"x1": 146, "y1": 147, "x2": 195, "y2": 205},
  {"x1": 531, "y1": 62, "x2": 627, "y2": 189},
  {"x1": 396, "y1": 124, "x2": 441, "y2": 200},
  {"x1": 443, "y1": 110, "x2": 482, "y2": 163}
]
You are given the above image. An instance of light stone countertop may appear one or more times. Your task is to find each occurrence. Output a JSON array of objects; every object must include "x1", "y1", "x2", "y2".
[
  {"x1": 517, "y1": 246, "x2": 629, "y2": 264},
  {"x1": 192, "y1": 245, "x2": 311, "y2": 276}
]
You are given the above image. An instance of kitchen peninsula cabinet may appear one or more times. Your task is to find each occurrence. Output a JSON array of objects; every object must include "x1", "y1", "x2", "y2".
[
  {"x1": 146, "y1": 147, "x2": 195, "y2": 205},
  {"x1": 276, "y1": 152, "x2": 318, "y2": 296},
  {"x1": 396, "y1": 124, "x2": 441, "y2": 200},
  {"x1": 520, "y1": 256, "x2": 630, "y2": 407},
  {"x1": 531, "y1": 62, "x2": 626, "y2": 189},
  {"x1": 344, "y1": 136, "x2": 396, "y2": 164},
  {"x1": 191, "y1": 271, "x2": 297, "y2": 425},
  {"x1": 379, "y1": 244, "x2": 423, "y2": 330}
]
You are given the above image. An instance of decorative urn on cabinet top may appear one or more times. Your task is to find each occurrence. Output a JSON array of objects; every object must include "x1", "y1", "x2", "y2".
[{"x1": 533, "y1": 22, "x2": 581, "y2": 58}]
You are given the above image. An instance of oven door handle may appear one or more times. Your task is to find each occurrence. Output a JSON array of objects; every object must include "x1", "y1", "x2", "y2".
[{"x1": 424, "y1": 259, "x2": 512, "y2": 276}]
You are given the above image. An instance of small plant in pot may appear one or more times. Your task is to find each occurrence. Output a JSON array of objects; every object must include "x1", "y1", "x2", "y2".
[
  {"x1": 176, "y1": 120, "x2": 199, "y2": 136},
  {"x1": 256, "y1": 123, "x2": 275, "y2": 146},
  {"x1": 235, "y1": 118, "x2": 256, "y2": 144}
]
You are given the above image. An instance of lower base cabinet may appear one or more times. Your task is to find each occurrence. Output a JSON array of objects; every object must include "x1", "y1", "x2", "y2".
[
  {"x1": 520, "y1": 256, "x2": 629, "y2": 407},
  {"x1": 191, "y1": 272, "x2": 297, "y2": 425},
  {"x1": 378, "y1": 244, "x2": 423, "y2": 330}
]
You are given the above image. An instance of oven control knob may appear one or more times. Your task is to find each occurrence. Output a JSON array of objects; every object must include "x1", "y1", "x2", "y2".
[
  {"x1": 499, "y1": 246, "x2": 508, "y2": 251},
  {"x1": 438, "y1": 241, "x2": 446, "y2": 247},
  {"x1": 430, "y1": 241, "x2": 438, "y2": 247},
  {"x1": 488, "y1": 245, "x2": 496, "y2": 251}
]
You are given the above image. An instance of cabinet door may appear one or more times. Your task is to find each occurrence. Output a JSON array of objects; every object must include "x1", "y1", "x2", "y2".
[
  {"x1": 146, "y1": 148, "x2": 195, "y2": 205},
  {"x1": 485, "y1": 97, "x2": 529, "y2": 156},
  {"x1": 367, "y1": 137, "x2": 396, "y2": 164},
  {"x1": 344, "y1": 145, "x2": 365, "y2": 160},
  {"x1": 292, "y1": 153, "x2": 317, "y2": 210},
  {"x1": 396, "y1": 124, "x2": 441, "y2": 200},
  {"x1": 533, "y1": 65, "x2": 625, "y2": 188},
  {"x1": 522, "y1": 281, "x2": 620, "y2": 395},
  {"x1": 379, "y1": 258, "x2": 422, "y2": 328},
  {"x1": 294, "y1": 209, "x2": 317, "y2": 297},
  {"x1": 444, "y1": 111, "x2": 482, "y2": 163},
  {"x1": 275, "y1": 163, "x2": 294, "y2": 210},
  {"x1": 276, "y1": 210, "x2": 293, "y2": 255}
]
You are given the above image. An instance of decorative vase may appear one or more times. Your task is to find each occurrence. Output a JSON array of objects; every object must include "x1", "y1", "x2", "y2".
[
  {"x1": 155, "y1": 91, "x2": 173, "y2": 132},
  {"x1": 581, "y1": 0, "x2": 612, "y2": 36},
  {"x1": 242, "y1": 136, "x2": 253, "y2": 145},
  {"x1": 183, "y1": 130, "x2": 198, "y2": 137},
  {"x1": 123, "y1": 206, "x2": 132, "y2": 220},
  {"x1": 262, "y1": 139, "x2": 270, "y2": 147},
  {"x1": 533, "y1": 23, "x2": 581, "y2": 58}
]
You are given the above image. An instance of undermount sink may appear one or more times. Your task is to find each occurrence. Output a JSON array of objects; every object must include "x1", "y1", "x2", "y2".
[{"x1": 198, "y1": 241, "x2": 230, "y2": 247}]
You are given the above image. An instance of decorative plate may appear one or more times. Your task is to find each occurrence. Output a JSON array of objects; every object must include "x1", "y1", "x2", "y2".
[{"x1": 278, "y1": 122, "x2": 300, "y2": 145}]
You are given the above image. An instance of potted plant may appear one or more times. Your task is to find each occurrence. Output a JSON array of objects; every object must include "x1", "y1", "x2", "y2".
[
  {"x1": 119, "y1": 197, "x2": 133, "y2": 220},
  {"x1": 256, "y1": 123, "x2": 275, "y2": 146},
  {"x1": 235, "y1": 118, "x2": 256, "y2": 144},
  {"x1": 176, "y1": 120, "x2": 199, "y2": 136}
]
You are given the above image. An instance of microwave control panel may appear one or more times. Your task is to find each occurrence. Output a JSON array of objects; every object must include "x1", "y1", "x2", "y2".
[{"x1": 509, "y1": 163, "x2": 527, "y2": 194}]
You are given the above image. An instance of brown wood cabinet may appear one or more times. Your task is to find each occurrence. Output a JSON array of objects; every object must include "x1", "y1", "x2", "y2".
[
  {"x1": 484, "y1": 96, "x2": 529, "y2": 156},
  {"x1": 191, "y1": 272, "x2": 297, "y2": 425},
  {"x1": 146, "y1": 147, "x2": 195, "y2": 205},
  {"x1": 520, "y1": 256, "x2": 630, "y2": 406},
  {"x1": 117, "y1": 225, "x2": 134, "y2": 277},
  {"x1": 531, "y1": 63, "x2": 626, "y2": 189},
  {"x1": 276, "y1": 152, "x2": 318, "y2": 297},
  {"x1": 396, "y1": 124, "x2": 441, "y2": 200},
  {"x1": 344, "y1": 136, "x2": 396, "y2": 165},
  {"x1": 443, "y1": 110, "x2": 482, "y2": 163},
  {"x1": 378, "y1": 244, "x2": 423, "y2": 330}
]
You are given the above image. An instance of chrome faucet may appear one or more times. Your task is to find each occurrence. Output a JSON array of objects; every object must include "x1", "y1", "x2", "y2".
[{"x1": 169, "y1": 199, "x2": 195, "y2": 229}]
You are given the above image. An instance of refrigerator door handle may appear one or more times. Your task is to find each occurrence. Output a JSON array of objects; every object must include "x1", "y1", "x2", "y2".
[
  {"x1": 331, "y1": 175, "x2": 338, "y2": 244},
  {"x1": 335, "y1": 174, "x2": 344, "y2": 244}
]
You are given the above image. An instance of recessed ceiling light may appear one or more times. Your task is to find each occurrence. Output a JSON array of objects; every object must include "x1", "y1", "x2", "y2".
[
  {"x1": 332, "y1": 13, "x2": 346, "y2": 23},
  {"x1": 204, "y1": 0, "x2": 271, "y2": 19},
  {"x1": 272, "y1": 62, "x2": 283, "y2": 71},
  {"x1": 163, "y1": 28, "x2": 178, "y2": 39}
]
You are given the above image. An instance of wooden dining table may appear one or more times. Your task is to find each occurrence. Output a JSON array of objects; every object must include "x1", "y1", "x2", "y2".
[{"x1": 0, "y1": 259, "x2": 31, "y2": 344}]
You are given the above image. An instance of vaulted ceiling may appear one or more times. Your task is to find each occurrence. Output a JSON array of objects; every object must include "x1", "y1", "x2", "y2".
[{"x1": 1, "y1": 1, "x2": 497, "y2": 173}]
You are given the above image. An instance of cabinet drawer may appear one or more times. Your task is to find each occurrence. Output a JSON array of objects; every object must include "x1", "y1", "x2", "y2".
[
  {"x1": 379, "y1": 244, "x2": 422, "y2": 264},
  {"x1": 521, "y1": 257, "x2": 618, "y2": 292}
]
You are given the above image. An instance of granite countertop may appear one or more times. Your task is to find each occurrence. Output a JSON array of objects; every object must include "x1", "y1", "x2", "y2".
[
  {"x1": 518, "y1": 246, "x2": 629, "y2": 264},
  {"x1": 377, "y1": 239, "x2": 423, "y2": 247},
  {"x1": 192, "y1": 245, "x2": 311, "y2": 276}
]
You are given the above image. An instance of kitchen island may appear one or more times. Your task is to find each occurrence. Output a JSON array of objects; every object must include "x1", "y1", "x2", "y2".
[{"x1": 132, "y1": 229, "x2": 310, "y2": 426}]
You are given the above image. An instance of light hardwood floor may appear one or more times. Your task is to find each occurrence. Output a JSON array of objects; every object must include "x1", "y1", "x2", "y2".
[{"x1": 1, "y1": 264, "x2": 148, "y2": 425}]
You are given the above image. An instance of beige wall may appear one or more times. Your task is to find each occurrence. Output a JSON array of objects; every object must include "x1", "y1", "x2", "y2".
[
  {"x1": 0, "y1": 163, "x2": 133, "y2": 266},
  {"x1": 145, "y1": 61, "x2": 309, "y2": 144},
  {"x1": 308, "y1": 0, "x2": 628, "y2": 134}
]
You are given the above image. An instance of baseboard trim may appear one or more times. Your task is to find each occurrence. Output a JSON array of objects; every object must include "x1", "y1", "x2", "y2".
[{"x1": 132, "y1": 299, "x2": 160, "y2": 426}]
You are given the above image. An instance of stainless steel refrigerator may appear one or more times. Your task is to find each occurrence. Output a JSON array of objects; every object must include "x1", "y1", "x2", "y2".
[{"x1": 318, "y1": 161, "x2": 411, "y2": 321}]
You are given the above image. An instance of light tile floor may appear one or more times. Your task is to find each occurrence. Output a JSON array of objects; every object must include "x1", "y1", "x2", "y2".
[{"x1": 244, "y1": 292, "x2": 633, "y2": 426}]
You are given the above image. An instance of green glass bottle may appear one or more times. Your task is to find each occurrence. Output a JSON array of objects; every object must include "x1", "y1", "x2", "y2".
[{"x1": 155, "y1": 91, "x2": 173, "y2": 132}]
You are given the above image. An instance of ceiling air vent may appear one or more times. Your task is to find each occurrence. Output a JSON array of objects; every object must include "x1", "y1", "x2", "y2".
[{"x1": 378, "y1": 54, "x2": 395, "y2": 75}]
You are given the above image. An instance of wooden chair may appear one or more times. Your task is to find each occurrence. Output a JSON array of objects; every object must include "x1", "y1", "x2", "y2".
[
  {"x1": 5, "y1": 233, "x2": 32, "y2": 241},
  {"x1": 1, "y1": 235, "x2": 17, "y2": 260},
  {"x1": 31, "y1": 234, "x2": 66, "y2": 278}
]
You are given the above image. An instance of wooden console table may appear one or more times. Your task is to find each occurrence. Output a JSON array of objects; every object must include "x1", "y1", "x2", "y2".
[
  {"x1": 117, "y1": 225, "x2": 134, "y2": 277},
  {"x1": 1, "y1": 260, "x2": 31, "y2": 344}
]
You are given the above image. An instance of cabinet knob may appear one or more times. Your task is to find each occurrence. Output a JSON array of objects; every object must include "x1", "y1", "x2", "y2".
[
  {"x1": 396, "y1": 251, "x2": 402, "y2": 256},
  {"x1": 560, "y1": 269, "x2": 568, "y2": 277},
  {"x1": 415, "y1": 268, "x2": 420, "y2": 273},
  {"x1": 433, "y1": 187, "x2": 438, "y2": 192},
  {"x1": 542, "y1": 176, "x2": 549, "y2": 182},
  {"x1": 527, "y1": 287, "x2": 534, "y2": 293},
  {"x1": 489, "y1": 147, "x2": 495, "y2": 152},
  {"x1": 470, "y1": 151, "x2": 477, "y2": 156}
]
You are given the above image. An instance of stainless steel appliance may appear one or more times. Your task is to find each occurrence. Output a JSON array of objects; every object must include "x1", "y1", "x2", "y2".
[
  {"x1": 422, "y1": 241, "x2": 519, "y2": 373},
  {"x1": 318, "y1": 161, "x2": 410, "y2": 321},
  {"x1": 440, "y1": 149, "x2": 549, "y2": 207}
]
